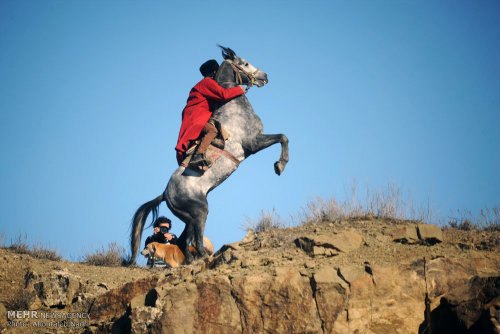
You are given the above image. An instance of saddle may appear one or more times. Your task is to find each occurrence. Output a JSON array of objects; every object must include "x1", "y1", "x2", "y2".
[{"x1": 180, "y1": 120, "x2": 240, "y2": 171}]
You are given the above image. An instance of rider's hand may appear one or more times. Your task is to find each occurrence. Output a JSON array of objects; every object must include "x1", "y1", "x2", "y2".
[
  {"x1": 239, "y1": 86, "x2": 246, "y2": 94},
  {"x1": 164, "y1": 233, "x2": 173, "y2": 241}
]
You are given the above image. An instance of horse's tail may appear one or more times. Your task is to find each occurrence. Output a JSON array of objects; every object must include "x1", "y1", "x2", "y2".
[{"x1": 127, "y1": 193, "x2": 164, "y2": 265}]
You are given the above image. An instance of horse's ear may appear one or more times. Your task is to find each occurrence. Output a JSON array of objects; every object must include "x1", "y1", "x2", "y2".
[
  {"x1": 218, "y1": 44, "x2": 236, "y2": 60},
  {"x1": 227, "y1": 47, "x2": 236, "y2": 58}
]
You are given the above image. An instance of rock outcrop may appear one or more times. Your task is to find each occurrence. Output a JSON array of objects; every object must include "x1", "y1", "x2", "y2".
[
  {"x1": 84, "y1": 220, "x2": 500, "y2": 334},
  {"x1": 1, "y1": 219, "x2": 499, "y2": 334}
]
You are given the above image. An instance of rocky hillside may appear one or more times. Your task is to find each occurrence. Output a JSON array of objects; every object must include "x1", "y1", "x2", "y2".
[{"x1": 1, "y1": 218, "x2": 500, "y2": 333}]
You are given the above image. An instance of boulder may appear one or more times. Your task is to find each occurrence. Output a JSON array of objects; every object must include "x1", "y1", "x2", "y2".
[
  {"x1": 155, "y1": 276, "x2": 242, "y2": 334},
  {"x1": 333, "y1": 265, "x2": 426, "y2": 334},
  {"x1": 295, "y1": 231, "x2": 363, "y2": 256},
  {"x1": 0, "y1": 302, "x2": 7, "y2": 330},
  {"x1": 231, "y1": 268, "x2": 322, "y2": 333},
  {"x1": 26, "y1": 270, "x2": 81, "y2": 308},
  {"x1": 419, "y1": 276, "x2": 500, "y2": 333},
  {"x1": 417, "y1": 224, "x2": 443, "y2": 244},
  {"x1": 90, "y1": 275, "x2": 161, "y2": 322},
  {"x1": 391, "y1": 224, "x2": 420, "y2": 244},
  {"x1": 337, "y1": 265, "x2": 368, "y2": 286},
  {"x1": 312, "y1": 266, "x2": 348, "y2": 333}
]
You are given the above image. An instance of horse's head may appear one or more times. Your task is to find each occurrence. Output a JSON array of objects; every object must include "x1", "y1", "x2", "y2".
[{"x1": 217, "y1": 45, "x2": 268, "y2": 88}]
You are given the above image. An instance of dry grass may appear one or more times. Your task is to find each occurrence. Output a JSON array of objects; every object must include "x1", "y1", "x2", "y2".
[
  {"x1": 2, "y1": 233, "x2": 62, "y2": 261},
  {"x1": 244, "y1": 182, "x2": 497, "y2": 233},
  {"x1": 82, "y1": 242, "x2": 128, "y2": 266},
  {"x1": 4, "y1": 288, "x2": 35, "y2": 310},
  {"x1": 297, "y1": 182, "x2": 434, "y2": 225},
  {"x1": 447, "y1": 206, "x2": 500, "y2": 231},
  {"x1": 242, "y1": 208, "x2": 285, "y2": 232}
]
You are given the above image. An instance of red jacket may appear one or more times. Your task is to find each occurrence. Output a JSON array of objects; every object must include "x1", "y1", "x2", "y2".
[{"x1": 175, "y1": 78, "x2": 244, "y2": 165}]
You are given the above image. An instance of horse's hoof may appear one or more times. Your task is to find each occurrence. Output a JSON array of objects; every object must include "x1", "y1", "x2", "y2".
[
  {"x1": 184, "y1": 254, "x2": 195, "y2": 264},
  {"x1": 274, "y1": 161, "x2": 285, "y2": 175}
]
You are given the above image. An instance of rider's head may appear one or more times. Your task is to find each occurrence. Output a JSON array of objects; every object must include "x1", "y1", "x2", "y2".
[
  {"x1": 153, "y1": 216, "x2": 172, "y2": 235},
  {"x1": 200, "y1": 59, "x2": 219, "y2": 78}
]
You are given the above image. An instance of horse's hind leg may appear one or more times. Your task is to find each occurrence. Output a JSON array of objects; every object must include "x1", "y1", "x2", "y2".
[
  {"x1": 177, "y1": 223, "x2": 195, "y2": 263},
  {"x1": 193, "y1": 219, "x2": 208, "y2": 258},
  {"x1": 246, "y1": 134, "x2": 289, "y2": 175},
  {"x1": 166, "y1": 190, "x2": 208, "y2": 263}
]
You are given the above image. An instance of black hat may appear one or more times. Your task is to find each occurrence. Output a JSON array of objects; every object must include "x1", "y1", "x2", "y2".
[
  {"x1": 153, "y1": 216, "x2": 171, "y2": 228},
  {"x1": 200, "y1": 59, "x2": 219, "y2": 77}
]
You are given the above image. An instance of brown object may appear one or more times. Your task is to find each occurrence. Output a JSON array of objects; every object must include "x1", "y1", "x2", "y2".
[
  {"x1": 196, "y1": 122, "x2": 218, "y2": 155},
  {"x1": 141, "y1": 236, "x2": 214, "y2": 268}
]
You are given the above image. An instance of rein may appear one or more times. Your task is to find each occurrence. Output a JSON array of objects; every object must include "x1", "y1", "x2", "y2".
[{"x1": 221, "y1": 60, "x2": 260, "y2": 92}]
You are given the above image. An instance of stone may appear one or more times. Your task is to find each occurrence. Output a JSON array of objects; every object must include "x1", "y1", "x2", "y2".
[
  {"x1": 312, "y1": 266, "x2": 348, "y2": 333},
  {"x1": 240, "y1": 231, "x2": 256, "y2": 245},
  {"x1": 155, "y1": 276, "x2": 243, "y2": 334},
  {"x1": 337, "y1": 265, "x2": 367, "y2": 286},
  {"x1": 130, "y1": 306, "x2": 163, "y2": 334},
  {"x1": 231, "y1": 268, "x2": 322, "y2": 333},
  {"x1": 304, "y1": 260, "x2": 315, "y2": 269},
  {"x1": 15, "y1": 224, "x2": 498, "y2": 334},
  {"x1": 26, "y1": 270, "x2": 81, "y2": 308},
  {"x1": 90, "y1": 275, "x2": 161, "y2": 322},
  {"x1": 391, "y1": 224, "x2": 419, "y2": 244},
  {"x1": 330, "y1": 231, "x2": 364, "y2": 252},
  {"x1": 0, "y1": 302, "x2": 7, "y2": 329},
  {"x1": 419, "y1": 276, "x2": 500, "y2": 333},
  {"x1": 417, "y1": 224, "x2": 443, "y2": 244},
  {"x1": 333, "y1": 265, "x2": 426, "y2": 334},
  {"x1": 295, "y1": 230, "x2": 363, "y2": 256}
]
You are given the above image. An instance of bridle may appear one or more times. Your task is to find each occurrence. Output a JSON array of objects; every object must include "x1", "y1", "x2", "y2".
[{"x1": 225, "y1": 60, "x2": 261, "y2": 92}]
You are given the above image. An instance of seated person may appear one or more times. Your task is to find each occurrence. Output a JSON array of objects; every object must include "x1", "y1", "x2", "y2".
[{"x1": 144, "y1": 216, "x2": 177, "y2": 267}]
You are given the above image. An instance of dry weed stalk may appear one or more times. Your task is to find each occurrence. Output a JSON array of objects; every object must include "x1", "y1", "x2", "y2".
[
  {"x1": 299, "y1": 182, "x2": 433, "y2": 225},
  {"x1": 447, "y1": 206, "x2": 499, "y2": 231},
  {"x1": 242, "y1": 208, "x2": 284, "y2": 232},
  {"x1": 4, "y1": 233, "x2": 61, "y2": 261},
  {"x1": 83, "y1": 242, "x2": 127, "y2": 266}
]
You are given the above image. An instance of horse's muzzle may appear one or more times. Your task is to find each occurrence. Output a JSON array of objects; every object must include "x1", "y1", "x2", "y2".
[{"x1": 255, "y1": 72, "x2": 268, "y2": 87}]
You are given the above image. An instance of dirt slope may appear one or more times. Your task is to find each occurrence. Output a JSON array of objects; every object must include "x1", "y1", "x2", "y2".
[{"x1": 1, "y1": 218, "x2": 499, "y2": 333}]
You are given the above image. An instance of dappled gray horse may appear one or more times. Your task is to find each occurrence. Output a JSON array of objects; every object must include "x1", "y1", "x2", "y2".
[{"x1": 128, "y1": 46, "x2": 289, "y2": 264}]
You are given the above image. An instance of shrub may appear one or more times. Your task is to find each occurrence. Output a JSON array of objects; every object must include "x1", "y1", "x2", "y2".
[
  {"x1": 4, "y1": 234, "x2": 61, "y2": 261},
  {"x1": 447, "y1": 207, "x2": 499, "y2": 231},
  {"x1": 298, "y1": 182, "x2": 434, "y2": 225},
  {"x1": 5, "y1": 288, "x2": 35, "y2": 310},
  {"x1": 83, "y1": 242, "x2": 127, "y2": 266},
  {"x1": 242, "y1": 209, "x2": 284, "y2": 232}
]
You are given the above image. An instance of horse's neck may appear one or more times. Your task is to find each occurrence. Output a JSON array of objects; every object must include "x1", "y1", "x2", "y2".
[
  {"x1": 212, "y1": 61, "x2": 260, "y2": 141},
  {"x1": 215, "y1": 61, "x2": 238, "y2": 88},
  {"x1": 213, "y1": 61, "x2": 252, "y2": 116}
]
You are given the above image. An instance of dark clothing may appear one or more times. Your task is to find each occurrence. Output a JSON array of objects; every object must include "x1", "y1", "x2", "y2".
[
  {"x1": 200, "y1": 59, "x2": 219, "y2": 77},
  {"x1": 144, "y1": 233, "x2": 178, "y2": 268},
  {"x1": 144, "y1": 233, "x2": 178, "y2": 248}
]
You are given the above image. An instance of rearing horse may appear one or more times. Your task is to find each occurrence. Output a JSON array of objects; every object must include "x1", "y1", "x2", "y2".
[{"x1": 128, "y1": 46, "x2": 289, "y2": 264}]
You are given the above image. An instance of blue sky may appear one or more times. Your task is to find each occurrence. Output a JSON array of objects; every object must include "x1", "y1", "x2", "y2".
[{"x1": 1, "y1": 1, "x2": 499, "y2": 264}]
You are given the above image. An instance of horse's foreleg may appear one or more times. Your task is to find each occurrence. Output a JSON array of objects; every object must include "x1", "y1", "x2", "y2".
[{"x1": 247, "y1": 134, "x2": 289, "y2": 175}]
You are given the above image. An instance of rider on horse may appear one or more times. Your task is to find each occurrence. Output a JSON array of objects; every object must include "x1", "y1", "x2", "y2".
[{"x1": 175, "y1": 59, "x2": 245, "y2": 167}]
